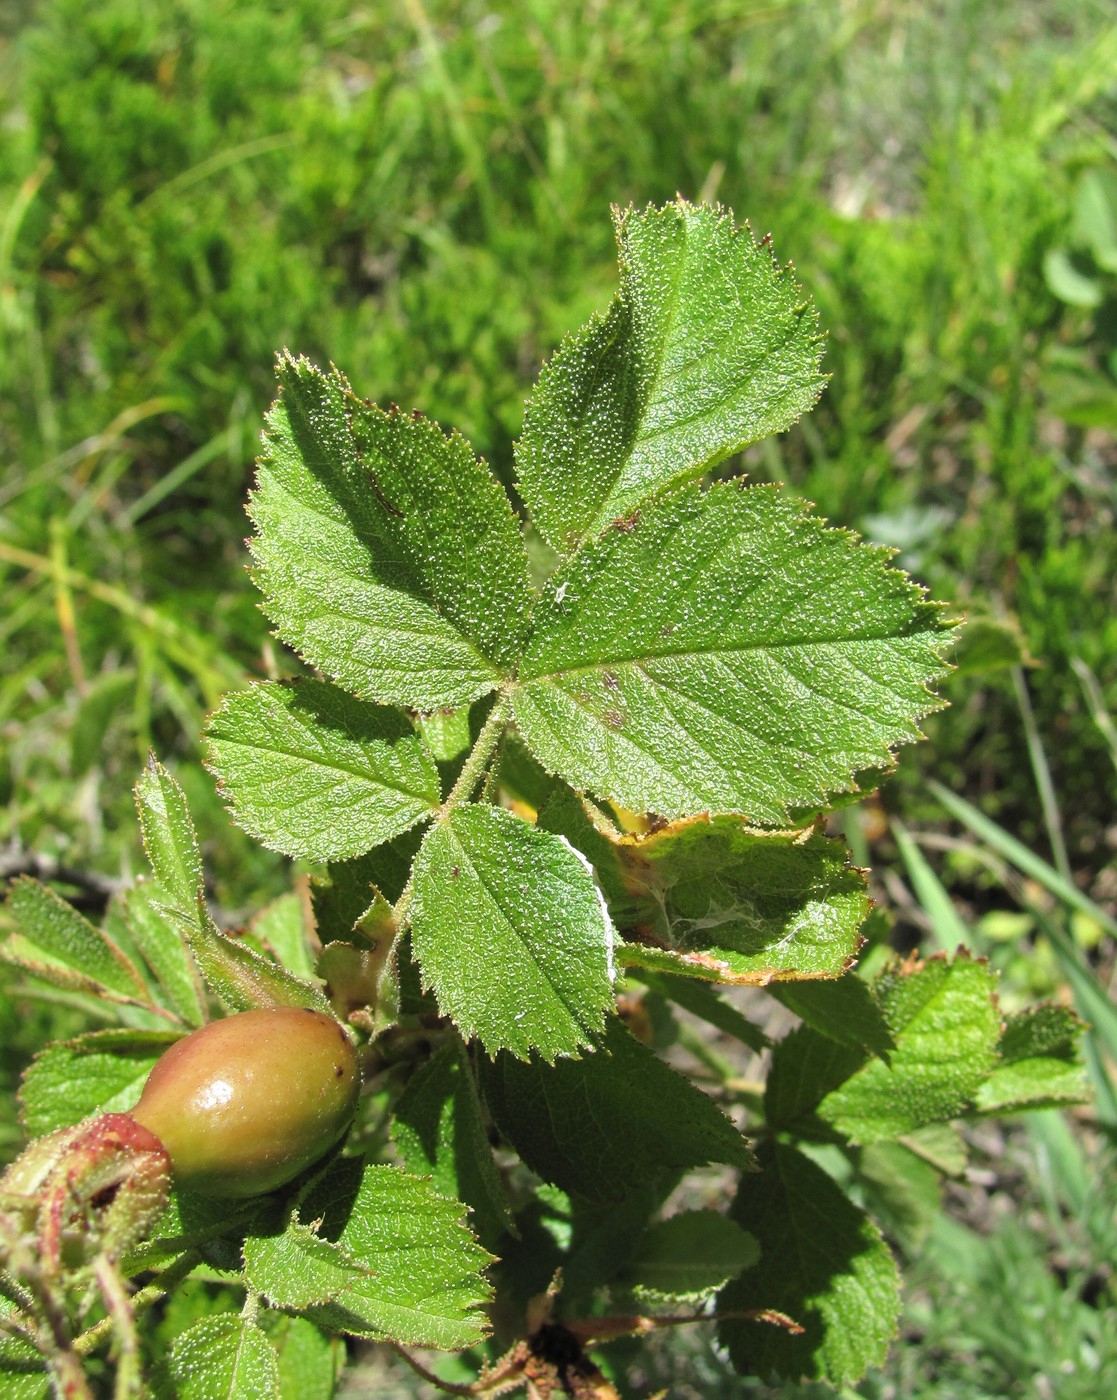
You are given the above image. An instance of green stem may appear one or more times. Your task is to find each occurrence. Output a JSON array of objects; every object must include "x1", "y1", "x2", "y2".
[
  {"x1": 73, "y1": 1250, "x2": 203, "y2": 1357},
  {"x1": 393, "y1": 692, "x2": 512, "y2": 931},
  {"x1": 443, "y1": 692, "x2": 512, "y2": 813}
]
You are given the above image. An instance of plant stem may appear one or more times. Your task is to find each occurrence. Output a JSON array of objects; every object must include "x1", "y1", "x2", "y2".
[
  {"x1": 393, "y1": 693, "x2": 512, "y2": 930},
  {"x1": 443, "y1": 692, "x2": 512, "y2": 814},
  {"x1": 73, "y1": 1250, "x2": 202, "y2": 1357}
]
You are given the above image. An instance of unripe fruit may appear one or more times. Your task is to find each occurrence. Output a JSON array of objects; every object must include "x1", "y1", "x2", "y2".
[{"x1": 130, "y1": 1008, "x2": 359, "y2": 1198}]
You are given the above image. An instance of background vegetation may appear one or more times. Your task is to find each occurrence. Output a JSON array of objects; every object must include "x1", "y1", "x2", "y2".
[{"x1": 1, "y1": 0, "x2": 1115, "y2": 1394}]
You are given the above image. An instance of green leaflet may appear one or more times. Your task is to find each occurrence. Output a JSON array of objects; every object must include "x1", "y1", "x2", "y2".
[
  {"x1": 136, "y1": 758, "x2": 331, "y2": 1016},
  {"x1": 167, "y1": 1315, "x2": 281, "y2": 1400},
  {"x1": 852, "y1": 1142, "x2": 943, "y2": 1255},
  {"x1": 135, "y1": 756, "x2": 208, "y2": 926},
  {"x1": 250, "y1": 893, "x2": 318, "y2": 983},
  {"x1": 409, "y1": 805, "x2": 615, "y2": 1060},
  {"x1": 480, "y1": 1017, "x2": 754, "y2": 1202},
  {"x1": 627, "y1": 818, "x2": 867, "y2": 980},
  {"x1": 975, "y1": 1004, "x2": 1089, "y2": 1114},
  {"x1": 0, "y1": 877, "x2": 150, "y2": 1004},
  {"x1": 818, "y1": 954, "x2": 1001, "y2": 1142},
  {"x1": 516, "y1": 200, "x2": 825, "y2": 553},
  {"x1": 123, "y1": 883, "x2": 207, "y2": 1026},
  {"x1": 391, "y1": 1040, "x2": 514, "y2": 1245},
  {"x1": 719, "y1": 1141, "x2": 901, "y2": 1386},
  {"x1": 768, "y1": 975, "x2": 895, "y2": 1058},
  {"x1": 249, "y1": 355, "x2": 532, "y2": 711},
  {"x1": 268, "y1": 1317, "x2": 337, "y2": 1400},
  {"x1": 206, "y1": 680, "x2": 439, "y2": 861},
  {"x1": 295, "y1": 1158, "x2": 492, "y2": 1350},
  {"x1": 514, "y1": 480, "x2": 954, "y2": 823},
  {"x1": 539, "y1": 792, "x2": 868, "y2": 983},
  {"x1": 0, "y1": 1299, "x2": 48, "y2": 1400},
  {"x1": 19, "y1": 1029, "x2": 180, "y2": 1137},
  {"x1": 765, "y1": 954, "x2": 1002, "y2": 1143},
  {"x1": 243, "y1": 1220, "x2": 368, "y2": 1310},
  {"x1": 620, "y1": 1210, "x2": 759, "y2": 1302}
]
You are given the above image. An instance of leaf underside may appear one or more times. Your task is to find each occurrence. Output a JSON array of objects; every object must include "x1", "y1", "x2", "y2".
[{"x1": 480, "y1": 1017, "x2": 754, "y2": 1201}]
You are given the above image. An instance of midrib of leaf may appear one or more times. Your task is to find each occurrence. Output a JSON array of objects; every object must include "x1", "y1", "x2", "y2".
[
  {"x1": 629, "y1": 222, "x2": 685, "y2": 436},
  {"x1": 580, "y1": 214, "x2": 812, "y2": 543},
  {"x1": 231, "y1": 1325, "x2": 260, "y2": 1391},
  {"x1": 521, "y1": 632, "x2": 937, "y2": 684},
  {"x1": 636, "y1": 309, "x2": 808, "y2": 451},
  {"x1": 520, "y1": 485, "x2": 941, "y2": 685},
  {"x1": 535, "y1": 1060, "x2": 596, "y2": 1185},
  {"x1": 882, "y1": 964, "x2": 959, "y2": 1036},
  {"x1": 775, "y1": 1147, "x2": 879, "y2": 1318},
  {"x1": 214, "y1": 732, "x2": 435, "y2": 802}
]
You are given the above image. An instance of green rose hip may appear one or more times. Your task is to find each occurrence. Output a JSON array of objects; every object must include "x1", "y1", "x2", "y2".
[{"x1": 130, "y1": 1008, "x2": 360, "y2": 1198}]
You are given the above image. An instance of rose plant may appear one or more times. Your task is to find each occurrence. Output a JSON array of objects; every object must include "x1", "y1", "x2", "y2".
[{"x1": 0, "y1": 201, "x2": 1088, "y2": 1398}]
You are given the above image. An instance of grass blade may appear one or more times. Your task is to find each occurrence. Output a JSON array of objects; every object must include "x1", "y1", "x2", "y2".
[{"x1": 927, "y1": 781, "x2": 1117, "y2": 939}]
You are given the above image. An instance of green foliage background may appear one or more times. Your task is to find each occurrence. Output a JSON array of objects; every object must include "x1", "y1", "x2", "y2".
[{"x1": 1, "y1": 0, "x2": 1116, "y2": 1395}]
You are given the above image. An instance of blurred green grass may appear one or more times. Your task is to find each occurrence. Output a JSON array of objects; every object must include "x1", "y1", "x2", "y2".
[
  {"x1": 1, "y1": 1, "x2": 1116, "y2": 1393},
  {"x1": 2, "y1": 0, "x2": 1115, "y2": 884}
]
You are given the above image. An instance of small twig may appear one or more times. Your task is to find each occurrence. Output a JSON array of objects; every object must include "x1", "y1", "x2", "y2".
[
  {"x1": 390, "y1": 1342, "x2": 482, "y2": 1395},
  {"x1": 442, "y1": 693, "x2": 512, "y2": 814},
  {"x1": 0, "y1": 848, "x2": 124, "y2": 909}
]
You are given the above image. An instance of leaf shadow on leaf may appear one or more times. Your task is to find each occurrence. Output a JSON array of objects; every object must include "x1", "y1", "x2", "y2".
[
  {"x1": 719, "y1": 1141, "x2": 900, "y2": 1385},
  {"x1": 268, "y1": 359, "x2": 418, "y2": 601}
]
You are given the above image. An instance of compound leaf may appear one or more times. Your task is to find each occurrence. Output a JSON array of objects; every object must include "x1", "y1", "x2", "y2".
[
  {"x1": 719, "y1": 1141, "x2": 900, "y2": 1385},
  {"x1": 206, "y1": 680, "x2": 439, "y2": 861},
  {"x1": 516, "y1": 200, "x2": 825, "y2": 553},
  {"x1": 249, "y1": 355, "x2": 531, "y2": 711},
  {"x1": 514, "y1": 481, "x2": 953, "y2": 823},
  {"x1": 480, "y1": 1017, "x2": 754, "y2": 1202},
  {"x1": 410, "y1": 805, "x2": 615, "y2": 1060}
]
